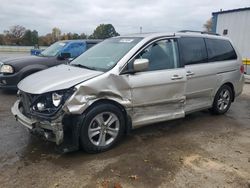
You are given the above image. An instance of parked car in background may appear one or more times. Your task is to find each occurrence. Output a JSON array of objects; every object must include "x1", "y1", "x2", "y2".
[
  {"x1": 12, "y1": 32, "x2": 244, "y2": 153},
  {"x1": 30, "y1": 48, "x2": 43, "y2": 56},
  {"x1": 0, "y1": 40, "x2": 101, "y2": 89}
]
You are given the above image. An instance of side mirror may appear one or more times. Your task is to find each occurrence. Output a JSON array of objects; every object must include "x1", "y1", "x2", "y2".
[
  {"x1": 58, "y1": 52, "x2": 71, "y2": 60},
  {"x1": 133, "y1": 58, "x2": 149, "y2": 72}
]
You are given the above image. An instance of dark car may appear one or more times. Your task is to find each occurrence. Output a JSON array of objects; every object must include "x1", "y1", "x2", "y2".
[{"x1": 0, "y1": 40, "x2": 101, "y2": 89}]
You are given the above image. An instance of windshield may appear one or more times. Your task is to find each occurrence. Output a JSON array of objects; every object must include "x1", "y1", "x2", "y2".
[
  {"x1": 40, "y1": 41, "x2": 67, "y2": 57},
  {"x1": 70, "y1": 37, "x2": 142, "y2": 71}
]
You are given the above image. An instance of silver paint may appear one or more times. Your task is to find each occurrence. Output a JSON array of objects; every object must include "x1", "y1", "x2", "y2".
[
  {"x1": 14, "y1": 32, "x2": 244, "y2": 145},
  {"x1": 18, "y1": 64, "x2": 103, "y2": 94}
]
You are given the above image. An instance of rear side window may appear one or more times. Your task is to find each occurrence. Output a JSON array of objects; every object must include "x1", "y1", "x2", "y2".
[
  {"x1": 179, "y1": 37, "x2": 207, "y2": 65},
  {"x1": 205, "y1": 38, "x2": 237, "y2": 61}
]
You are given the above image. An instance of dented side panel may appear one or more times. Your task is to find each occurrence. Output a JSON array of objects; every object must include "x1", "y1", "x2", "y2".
[
  {"x1": 64, "y1": 36, "x2": 188, "y2": 129},
  {"x1": 64, "y1": 66, "x2": 187, "y2": 128},
  {"x1": 128, "y1": 68, "x2": 187, "y2": 127},
  {"x1": 64, "y1": 72, "x2": 133, "y2": 114}
]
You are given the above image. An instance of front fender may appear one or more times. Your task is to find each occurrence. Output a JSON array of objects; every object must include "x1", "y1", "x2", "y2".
[
  {"x1": 19, "y1": 64, "x2": 48, "y2": 79},
  {"x1": 64, "y1": 92, "x2": 132, "y2": 115}
]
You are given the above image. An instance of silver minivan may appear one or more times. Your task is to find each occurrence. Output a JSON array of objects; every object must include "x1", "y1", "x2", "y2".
[{"x1": 12, "y1": 31, "x2": 245, "y2": 153}]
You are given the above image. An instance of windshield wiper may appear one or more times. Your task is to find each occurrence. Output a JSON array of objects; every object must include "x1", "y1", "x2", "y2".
[{"x1": 71, "y1": 64, "x2": 98, "y2": 71}]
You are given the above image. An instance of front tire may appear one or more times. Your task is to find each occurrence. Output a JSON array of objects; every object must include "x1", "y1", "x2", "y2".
[
  {"x1": 80, "y1": 103, "x2": 125, "y2": 153},
  {"x1": 211, "y1": 85, "x2": 233, "y2": 115}
]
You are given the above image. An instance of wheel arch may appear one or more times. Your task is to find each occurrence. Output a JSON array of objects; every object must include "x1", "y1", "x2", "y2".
[
  {"x1": 84, "y1": 99, "x2": 132, "y2": 134},
  {"x1": 222, "y1": 82, "x2": 235, "y2": 102}
]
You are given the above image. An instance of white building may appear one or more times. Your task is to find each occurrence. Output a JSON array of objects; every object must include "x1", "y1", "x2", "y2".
[{"x1": 212, "y1": 7, "x2": 250, "y2": 74}]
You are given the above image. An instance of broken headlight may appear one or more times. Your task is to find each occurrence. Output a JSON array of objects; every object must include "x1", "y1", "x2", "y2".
[
  {"x1": 52, "y1": 92, "x2": 63, "y2": 107},
  {"x1": 31, "y1": 88, "x2": 75, "y2": 117}
]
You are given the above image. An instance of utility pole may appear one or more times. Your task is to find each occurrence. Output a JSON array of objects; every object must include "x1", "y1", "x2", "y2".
[{"x1": 140, "y1": 26, "x2": 142, "y2": 33}]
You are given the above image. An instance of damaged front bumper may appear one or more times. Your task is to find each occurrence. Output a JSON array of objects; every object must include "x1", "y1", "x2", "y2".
[{"x1": 11, "y1": 100, "x2": 64, "y2": 145}]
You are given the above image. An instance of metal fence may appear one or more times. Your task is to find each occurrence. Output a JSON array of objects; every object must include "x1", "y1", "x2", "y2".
[{"x1": 0, "y1": 45, "x2": 47, "y2": 52}]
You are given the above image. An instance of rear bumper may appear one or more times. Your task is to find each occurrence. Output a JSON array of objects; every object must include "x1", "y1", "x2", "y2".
[{"x1": 11, "y1": 100, "x2": 64, "y2": 145}]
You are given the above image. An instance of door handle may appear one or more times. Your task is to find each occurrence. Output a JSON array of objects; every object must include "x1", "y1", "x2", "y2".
[
  {"x1": 186, "y1": 71, "x2": 195, "y2": 76},
  {"x1": 171, "y1": 75, "x2": 183, "y2": 80}
]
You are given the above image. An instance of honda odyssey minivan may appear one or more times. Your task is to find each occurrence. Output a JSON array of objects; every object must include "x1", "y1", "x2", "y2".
[{"x1": 12, "y1": 31, "x2": 244, "y2": 153}]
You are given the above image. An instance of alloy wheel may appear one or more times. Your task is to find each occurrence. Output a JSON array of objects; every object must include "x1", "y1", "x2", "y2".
[
  {"x1": 88, "y1": 112, "x2": 120, "y2": 147},
  {"x1": 217, "y1": 89, "x2": 231, "y2": 111}
]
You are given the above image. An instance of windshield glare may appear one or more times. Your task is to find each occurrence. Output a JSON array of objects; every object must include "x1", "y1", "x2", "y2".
[
  {"x1": 70, "y1": 37, "x2": 142, "y2": 71},
  {"x1": 41, "y1": 42, "x2": 67, "y2": 57}
]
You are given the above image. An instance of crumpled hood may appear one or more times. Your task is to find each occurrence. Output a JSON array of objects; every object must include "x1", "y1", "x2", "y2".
[{"x1": 18, "y1": 64, "x2": 103, "y2": 94}]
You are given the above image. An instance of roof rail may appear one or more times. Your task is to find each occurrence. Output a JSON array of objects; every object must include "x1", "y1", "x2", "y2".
[{"x1": 178, "y1": 30, "x2": 220, "y2": 36}]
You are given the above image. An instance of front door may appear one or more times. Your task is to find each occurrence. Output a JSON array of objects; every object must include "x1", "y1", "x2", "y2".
[{"x1": 126, "y1": 38, "x2": 187, "y2": 127}]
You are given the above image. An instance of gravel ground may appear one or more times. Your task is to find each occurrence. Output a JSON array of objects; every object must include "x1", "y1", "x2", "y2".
[{"x1": 0, "y1": 53, "x2": 249, "y2": 188}]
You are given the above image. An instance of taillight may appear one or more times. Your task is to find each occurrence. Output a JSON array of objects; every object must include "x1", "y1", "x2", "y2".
[{"x1": 240, "y1": 65, "x2": 244, "y2": 74}]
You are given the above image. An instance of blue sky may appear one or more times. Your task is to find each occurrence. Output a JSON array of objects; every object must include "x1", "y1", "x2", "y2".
[{"x1": 0, "y1": 0, "x2": 249, "y2": 35}]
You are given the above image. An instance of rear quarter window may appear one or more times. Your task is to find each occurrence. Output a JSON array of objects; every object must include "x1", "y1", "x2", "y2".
[
  {"x1": 179, "y1": 37, "x2": 208, "y2": 65},
  {"x1": 205, "y1": 38, "x2": 237, "y2": 62}
]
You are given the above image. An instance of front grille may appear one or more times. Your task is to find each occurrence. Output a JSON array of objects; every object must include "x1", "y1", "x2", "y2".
[
  {"x1": 18, "y1": 89, "x2": 71, "y2": 120},
  {"x1": 19, "y1": 91, "x2": 34, "y2": 117},
  {"x1": 19, "y1": 91, "x2": 59, "y2": 120}
]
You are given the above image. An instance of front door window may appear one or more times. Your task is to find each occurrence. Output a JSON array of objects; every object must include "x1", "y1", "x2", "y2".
[{"x1": 135, "y1": 39, "x2": 180, "y2": 71}]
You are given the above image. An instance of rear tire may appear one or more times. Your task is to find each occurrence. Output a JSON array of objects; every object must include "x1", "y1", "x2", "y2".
[
  {"x1": 79, "y1": 103, "x2": 125, "y2": 153},
  {"x1": 211, "y1": 85, "x2": 233, "y2": 115}
]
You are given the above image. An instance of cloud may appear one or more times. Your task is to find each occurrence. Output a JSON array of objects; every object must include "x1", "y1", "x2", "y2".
[{"x1": 0, "y1": 0, "x2": 249, "y2": 35}]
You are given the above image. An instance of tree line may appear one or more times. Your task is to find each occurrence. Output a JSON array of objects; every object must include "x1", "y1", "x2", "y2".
[{"x1": 0, "y1": 24, "x2": 119, "y2": 46}]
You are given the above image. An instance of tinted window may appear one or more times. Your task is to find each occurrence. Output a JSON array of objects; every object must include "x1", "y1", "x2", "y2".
[
  {"x1": 205, "y1": 38, "x2": 237, "y2": 61},
  {"x1": 179, "y1": 37, "x2": 207, "y2": 65},
  {"x1": 135, "y1": 39, "x2": 179, "y2": 71}
]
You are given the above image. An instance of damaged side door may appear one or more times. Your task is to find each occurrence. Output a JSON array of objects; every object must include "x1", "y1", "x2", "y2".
[{"x1": 124, "y1": 38, "x2": 187, "y2": 127}]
